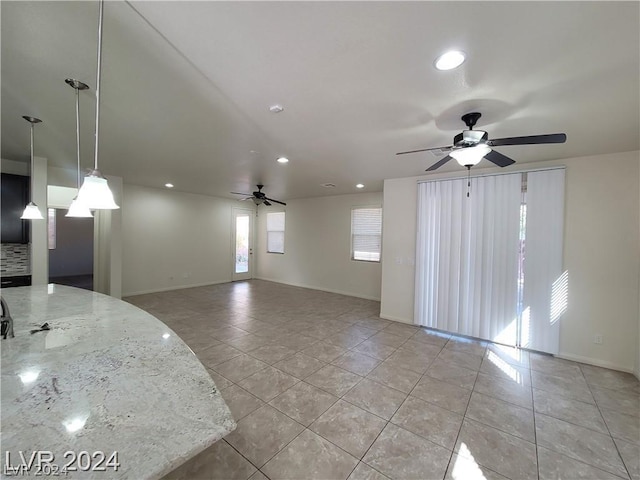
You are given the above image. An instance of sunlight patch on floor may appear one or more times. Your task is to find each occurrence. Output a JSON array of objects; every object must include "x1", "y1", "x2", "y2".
[
  {"x1": 486, "y1": 350, "x2": 522, "y2": 384},
  {"x1": 452, "y1": 443, "x2": 488, "y2": 480}
]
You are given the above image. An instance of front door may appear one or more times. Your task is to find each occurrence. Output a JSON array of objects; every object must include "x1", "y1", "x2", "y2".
[{"x1": 232, "y1": 209, "x2": 253, "y2": 281}]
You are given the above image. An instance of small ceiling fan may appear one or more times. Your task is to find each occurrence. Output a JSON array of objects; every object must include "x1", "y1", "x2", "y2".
[
  {"x1": 396, "y1": 112, "x2": 566, "y2": 171},
  {"x1": 231, "y1": 184, "x2": 286, "y2": 206}
]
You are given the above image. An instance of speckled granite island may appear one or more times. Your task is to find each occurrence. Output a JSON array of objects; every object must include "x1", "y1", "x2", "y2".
[{"x1": 0, "y1": 285, "x2": 236, "y2": 479}]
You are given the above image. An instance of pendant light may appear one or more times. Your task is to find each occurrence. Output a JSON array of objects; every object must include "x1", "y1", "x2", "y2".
[
  {"x1": 65, "y1": 79, "x2": 93, "y2": 218},
  {"x1": 20, "y1": 116, "x2": 44, "y2": 220},
  {"x1": 76, "y1": 0, "x2": 119, "y2": 210}
]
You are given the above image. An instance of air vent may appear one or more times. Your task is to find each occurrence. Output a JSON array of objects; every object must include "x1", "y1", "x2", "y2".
[
  {"x1": 430, "y1": 148, "x2": 448, "y2": 157},
  {"x1": 321, "y1": 183, "x2": 336, "y2": 188}
]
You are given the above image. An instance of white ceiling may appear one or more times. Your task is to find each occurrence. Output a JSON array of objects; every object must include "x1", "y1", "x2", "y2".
[{"x1": 2, "y1": 1, "x2": 639, "y2": 201}]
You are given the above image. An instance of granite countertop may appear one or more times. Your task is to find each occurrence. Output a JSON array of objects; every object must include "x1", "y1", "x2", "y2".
[{"x1": 0, "y1": 285, "x2": 236, "y2": 479}]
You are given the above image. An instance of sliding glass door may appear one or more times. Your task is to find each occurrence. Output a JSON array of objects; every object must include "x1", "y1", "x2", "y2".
[{"x1": 414, "y1": 169, "x2": 565, "y2": 354}]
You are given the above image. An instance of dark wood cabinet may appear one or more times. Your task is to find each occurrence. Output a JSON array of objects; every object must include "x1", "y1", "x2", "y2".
[
  {"x1": 1, "y1": 173, "x2": 30, "y2": 244},
  {"x1": 0, "y1": 275, "x2": 31, "y2": 288}
]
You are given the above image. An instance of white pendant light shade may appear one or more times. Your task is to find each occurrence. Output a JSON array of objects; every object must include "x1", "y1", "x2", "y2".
[
  {"x1": 77, "y1": 170, "x2": 119, "y2": 210},
  {"x1": 450, "y1": 145, "x2": 491, "y2": 167},
  {"x1": 66, "y1": 196, "x2": 93, "y2": 218},
  {"x1": 20, "y1": 202, "x2": 44, "y2": 220}
]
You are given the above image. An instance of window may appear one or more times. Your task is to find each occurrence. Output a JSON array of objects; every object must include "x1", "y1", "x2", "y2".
[
  {"x1": 351, "y1": 207, "x2": 382, "y2": 262},
  {"x1": 47, "y1": 208, "x2": 56, "y2": 250},
  {"x1": 267, "y1": 211, "x2": 285, "y2": 253}
]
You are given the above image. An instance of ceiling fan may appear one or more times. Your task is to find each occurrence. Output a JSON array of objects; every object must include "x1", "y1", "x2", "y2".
[
  {"x1": 231, "y1": 184, "x2": 286, "y2": 206},
  {"x1": 396, "y1": 112, "x2": 566, "y2": 171}
]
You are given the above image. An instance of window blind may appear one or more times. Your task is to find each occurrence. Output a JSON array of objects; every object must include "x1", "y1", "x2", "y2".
[
  {"x1": 414, "y1": 168, "x2": 564, "y2": 354},
  {"x1": 415, "y1": 173, "x2": 522, "y2": 345},
  {"x1": 351, "y1": 207, "x2": 382, "y2": 262},
  {"x1": 267, "y1": 211, "x2": 285, "y2": 253}
]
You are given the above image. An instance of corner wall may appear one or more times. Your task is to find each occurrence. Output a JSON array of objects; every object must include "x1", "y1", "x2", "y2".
[
  {"x1": 255, "y1": 192, "x2": 383, "y2": 301},
  {"x1": 121, "y1": 184, "x2": 245, "y2": 296},
  {"x1": 381, "y1": 150, "x2": 640, "y2": 373},
  {"x1": 637, "y1": 153, "x2": 640, "y2": 380}
]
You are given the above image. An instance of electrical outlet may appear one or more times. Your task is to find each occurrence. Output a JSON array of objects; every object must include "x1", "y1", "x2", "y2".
[{"x1": 593, "y1": 334, "x2": 603, "y2": 345}]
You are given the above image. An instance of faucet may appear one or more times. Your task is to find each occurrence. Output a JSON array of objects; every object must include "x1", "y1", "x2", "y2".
[{"x1": 1, "y1": 296, "x2": 14, "y2": 339}]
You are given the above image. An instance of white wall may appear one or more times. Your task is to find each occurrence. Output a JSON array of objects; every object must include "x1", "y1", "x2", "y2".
[
  {"x1": 121, "y1": 184, "x2": 246, "y2": 296},
  {"x1": 1, "y1": 158, "x2": 28, "y2": 175},
  {"x1": 255, "y1": 192, "x2": 383, "y2": 301},
  {"x1": 381, "y1": 150, "x2": 640, "y2": 373}
]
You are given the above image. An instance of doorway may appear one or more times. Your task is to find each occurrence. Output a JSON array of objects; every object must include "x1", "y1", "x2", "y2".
[
  {"x1": 232, "y1": 208, "x2": 253, "y2": 281},
  {"x1": 48, "y1": 208, "x2": 94, "y2": 290}
]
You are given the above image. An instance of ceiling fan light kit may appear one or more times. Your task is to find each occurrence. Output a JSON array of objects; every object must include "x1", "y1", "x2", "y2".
[
  {"x1": 450, "y1": 144, "x2": 491, "y2": 167},
  {"x1": 20, "y1": 116, "x2": 44, "y2": 220},
  {"x1": 77, "y1": 0, "x2": 119, "y2": 210}
]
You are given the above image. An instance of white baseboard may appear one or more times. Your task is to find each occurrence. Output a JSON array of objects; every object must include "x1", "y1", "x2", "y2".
[
  {"x1": 253, "y1": 276, "x2": 381, "y2": 302},
  {"x1": 556, "y1": 352, "x2": 635, "y2": 374},
  {"x1": 123, "y1": 279, "x2": 231, "y2": 298},
  {"x1": 379, "y1": 313, "x2": 414, "y2": 325}
]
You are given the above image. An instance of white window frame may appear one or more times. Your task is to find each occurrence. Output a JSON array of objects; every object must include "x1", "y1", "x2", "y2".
[
  {"x1": 266, "y1": 211, "x2": 286, "y2": 254},
  {"x1": 351, "y1": 206, "x2": 382, "y2": 263}
]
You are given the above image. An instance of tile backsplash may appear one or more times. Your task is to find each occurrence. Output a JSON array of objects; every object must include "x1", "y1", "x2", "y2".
[{"x1": 1, "y1": 243, "x2": 30, "y2": 275}]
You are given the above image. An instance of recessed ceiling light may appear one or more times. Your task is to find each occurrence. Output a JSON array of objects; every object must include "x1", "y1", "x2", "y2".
[
  {"x1": 356, "y1": 184, "x2": 364, "y2": 189},
  {"x1": 277, "y1": 157, "x2": 289, "y2": 164},
  {"x1": 434, "y1": 50, "x2": 466, "y2": 71},
  {"x1": 165, "y1": 183, "x2": 174, "y2": 188},
  {"x1": 269, "y1": 104, "x2": 284, "y2": 113}
]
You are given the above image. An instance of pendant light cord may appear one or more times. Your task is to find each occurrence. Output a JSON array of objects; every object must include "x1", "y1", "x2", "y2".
[
  {"x1": 93, "y1": 0, "x2": 104, "y2": 172},
  {"x1": 75, "y1": 87, "x2": 81, "y2": 189},
  {"x1": 30, "y1": 122, "x2": 35, "y2": 200}
]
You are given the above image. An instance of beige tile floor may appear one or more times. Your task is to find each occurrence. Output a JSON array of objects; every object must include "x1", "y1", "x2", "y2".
[{"x1": 126, "y1": 280, "x2": 640, "y2": 480}]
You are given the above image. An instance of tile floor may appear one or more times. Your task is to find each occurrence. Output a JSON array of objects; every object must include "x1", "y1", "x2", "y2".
[{"x1": 125, "y1": 280, "x2": 640, "y2": 480}]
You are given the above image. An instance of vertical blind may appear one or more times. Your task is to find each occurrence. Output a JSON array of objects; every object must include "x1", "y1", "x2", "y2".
[
  {"x1": 522, "y1": 169, "x2": 565, "y2": 353},
  {"x1": 415, "y1": 174, "x2": 522, "y2": 342},
  {"x1": 414, "y1": 168, "x2": 564, "y2": 354},
  {"x1": 266, "y1": 211, "x2": 285, "y2": 253},
  {"x1": 352, "y1": 207, "x2": 382, "y2": 262}
]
